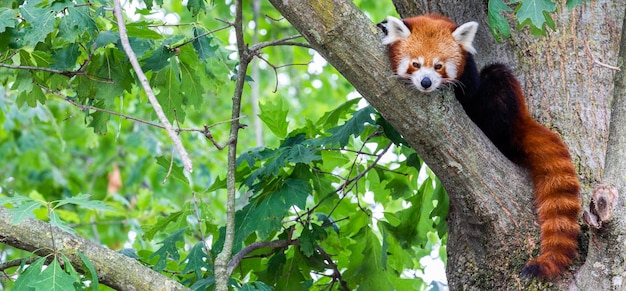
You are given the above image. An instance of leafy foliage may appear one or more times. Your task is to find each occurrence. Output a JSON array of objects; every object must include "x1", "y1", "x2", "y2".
[{"x1": 488, "y1": 0, "x2": 588, "y2": 39}]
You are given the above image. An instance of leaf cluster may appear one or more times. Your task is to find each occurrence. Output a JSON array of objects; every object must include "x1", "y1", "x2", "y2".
[{"x1": 488, "y1": 0, "x2": 588, "y2": 41}]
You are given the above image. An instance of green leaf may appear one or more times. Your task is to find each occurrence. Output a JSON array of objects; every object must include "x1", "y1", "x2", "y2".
[
  {"x1": 0, "y1": 195, "x2": 35, "y2": 206},
  {"x1": 89, "y1": 48, "x2": 133, "y2": 101},
  {"x1": 299, "y1": 226, "x2": 315, "y2": 257},
  {"x1": 240, "y1": 281, "x2": 273, "y2": 291},
  {"x1": 125, "y1": 21, "x2": 163, "y2": 40},
  {"x1": 57, "y1": 6, "x2": 98, "y2": 43},
  {"x1": 152, "y1": 58, "x2": 184, "y2": 122},
  {"x1": 228, "y1": 178, "x2": 310, "y2": 253},
  {"x1": 235, "y1": 192, "x2": 286, "y2": 243},
  {"x1": 142, "y1": 210, "x2": 185, "y2": 241},
  {"x1": 0, "y1": 8, "x2": 18, "y2": 33},
  {"x1": 377, "y1": 116, "x2": 407, "y2": 146},
  {"x1": 318, "y1": 150, "x2": 350, "y2": 172},
  {"x1": 240, "y1": 148, "x2": 288, "y2": 186},
  {"x1": 156, "y1": 156, "x2": 190, "y2": 185},
  {"x1": 13, "y1": 70, "x2": 46, "y2": 107},
  {"x1": 7, "y1": 201, "x2": 41, "y2": 224},
  {"x1": 50, "y1": 211, "x2": 78, "y2": 236},
  {"x1": 488, "y1": 0, "x2": 513, "y2": 42},
  {"x1": 125, "y1": 37, "x2": 155, "y2": 58},
  {"x1": 78, "y1": 252, "x2": 99, "y2": 291},
  {"x1": 192, "y1": 27, "x2": 218, "y2": 61},
  {"x1": 29, "y1": 258, "x2": 77, "y2": 290},
  {"x1": 316, "y1": 98, "x2": 361, "y2": 129},
  {"x1": 345, "y1": 227, "x2": 393, "y2": 290},
  {"x1": 566, "y1": 0, "x2": 585, "y2": 9},
  {"x1": 383, "y1": 212, "x2": 401, "y2": 227},
  {"x1": 187, "y1": 0, "x2": 208, "y2": 16},
  {"x1": 258, "y1": 99, "x2": 289, "y2": 138},
  {"x1": 88, "y1": 99, "x2": 111, "y2": 134},
  {"x1": 94, "y1": 31, "x2": 120, "y2": 49},
  {"x1": 512, "y1": 0, "x2": 557, "y2": 36},
  {"x1": 286, "y1": 144, "x2": 321, "y2": 164},
  {"x1": 149, "y1": 228, "x2": 187, "y2": 272},
  {"x1": 51, "y1": 43, "x2": 80, "y2": 71},
  {"x1": 277, "y1": 178, "x2": 310, "y2": 210},
  {"x1": 178, "y1": 45, "x2": 205, "y2": 108},
  {"x1": 54, "y1": 193, "x2": 115, "y2": 212},
  {"x1": 190, "y1": 276, "x2": 215, "y2": 290},
  {"x1": 142, "y1": 46, "x2": 175, "y2": 72},
  {"x1": 13, "y1": 257, "x2": 46, "y2": 290},
  {"x1": 181, "y1": 242, "x2": 211, "y2": 279},
  {"x1": 19, "y1": 0, "x2": 68, "y2": 47},
  {"x1": 322, "y1": 105, "x2": 376, "y2": 147}
]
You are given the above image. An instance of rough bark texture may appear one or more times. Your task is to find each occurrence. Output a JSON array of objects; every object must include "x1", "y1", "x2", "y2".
[
  {"x1": 0, "y1": 207, "x2": 188, "y2": 291},
  {"x1": 270, "y1": 0, "x2": 626, "y2": 289},
  {"x1": 572, "y1": 6, "x2": 626, "y2": 290}
]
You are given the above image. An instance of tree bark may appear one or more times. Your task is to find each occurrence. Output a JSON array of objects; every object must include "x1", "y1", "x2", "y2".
[
  {"x1": 573, "y1": 5, "x2": 626, "y2": 290},
  {"x1": 0, "y1": 207, "x2": 188, "y2": 291},
  {"x1": 270, "y1": 0, "x2": 626, "y2": 289}
]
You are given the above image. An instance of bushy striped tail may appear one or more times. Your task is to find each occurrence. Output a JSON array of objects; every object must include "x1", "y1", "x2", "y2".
[{"x1": 520, "y1": 122, "x2": 581, "y2": 279}]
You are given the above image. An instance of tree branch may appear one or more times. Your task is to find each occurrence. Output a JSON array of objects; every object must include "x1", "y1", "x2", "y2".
[
  {"x1": 213, "y1": 0, "x2": 249, "y2": 289},
  {"x1": 0, "y1": 207, "x2": 188, "y2": 291},
  {"x1": 112, "y1": 0, "x2": 193, "y2": 173},
  {"x1": 0, "y1": 63, "x2": 113, "y2": 84},
  {"x1": 226, "y1": 239, "x2": 296, "y2": 276}
]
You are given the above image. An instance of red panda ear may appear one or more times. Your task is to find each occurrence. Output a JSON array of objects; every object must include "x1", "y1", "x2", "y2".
[
  {"x1": 452, "y1": 21, "x2": 479, "y2": 55},
  {"x1": 382, "y1": 16, "x2": 411, "y2": 45}
]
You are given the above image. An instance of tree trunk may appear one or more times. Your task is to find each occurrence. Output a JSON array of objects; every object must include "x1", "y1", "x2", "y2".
[{"x1": 270, "y1": 0, "x2": 626, "y2": 289}]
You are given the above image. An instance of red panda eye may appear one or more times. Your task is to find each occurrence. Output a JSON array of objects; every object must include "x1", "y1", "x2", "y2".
[
  {"x1": 434, "y1": 64, "x2": 443, "y2": 70},
  {"x1": 412, "y1": 62, "x2": 421, "y2": 69}
]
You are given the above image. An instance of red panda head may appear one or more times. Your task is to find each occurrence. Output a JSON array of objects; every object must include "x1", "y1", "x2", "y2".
[{"x1": 381, "y1": 14, "x2": 478, "y2": 93}]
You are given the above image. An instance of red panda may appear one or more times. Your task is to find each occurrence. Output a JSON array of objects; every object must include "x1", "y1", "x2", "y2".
[{"x1": 380, "y1": 14, "x2": 582, "y2": 279}]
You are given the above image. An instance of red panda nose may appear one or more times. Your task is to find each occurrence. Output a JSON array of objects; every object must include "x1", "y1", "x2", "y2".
[{"x1": 421, "y1": 78, "x2": 432, "y2": 89}]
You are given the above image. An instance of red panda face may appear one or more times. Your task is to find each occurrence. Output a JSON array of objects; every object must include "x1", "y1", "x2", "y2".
[{"x1": 381, "y1": 15, "x2": 478, "y2": 93}]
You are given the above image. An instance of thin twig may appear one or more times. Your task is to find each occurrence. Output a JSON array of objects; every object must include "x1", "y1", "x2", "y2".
[
  {"x1": 63, "y1": 96, "x2": 164, "y2": 129},
  {"x1": 0, "y1": 63, "x2": 114, "y2": 84},
  {"x1": 249, "y1": 34, "x2": 309, "y2": 51},
  {"x1": 315, "y1": 245, "x2": 349, "y2": 291},
  {"x1": 172, "y1": 24, "x2": 233, "y2": 50},
  {"x1": 214, "y1": 0, "x2": 248, "y2": 289},
  {"x1": 255, "y1": 53, "x2": 310, "y2": 92},
  {"x1": 112, "y1": 0, "x2": 193, "y2": 173},
  {"x1": 63, "y1": 93, "x2": 244, "y2": 144},
  {"x1": 226, "y1": 239, "x2": 296, "y2": 276},
  {"x1": 327, "y1": 140, "x2": 392, "y2": 218},
  {"x1": 203, "y1": 125, "x2": 229, "y2": 150},
  {"x1": 583, "y1": 36, "x2": 621, "y2": 71},
  {"x1": 0, "y1": 63, "x2": 69, "y2": 75},
  {"x1": 0, "y1": 257, "x2": 39, "y2": 272}
]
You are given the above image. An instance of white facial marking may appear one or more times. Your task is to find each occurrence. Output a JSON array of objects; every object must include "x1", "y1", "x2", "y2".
[
  {"x1": 411, "y1": 67, "x2": 442, "y2": 93},
  {"x1": 397, "y1": 57, "x2": 411, "y2": 77},
  {"x1": 445, "y1": 60, "x2": 458, "y2": 80},
  {"x1": 417, "y1": 56, "x2": 424, "y2": 65}
]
